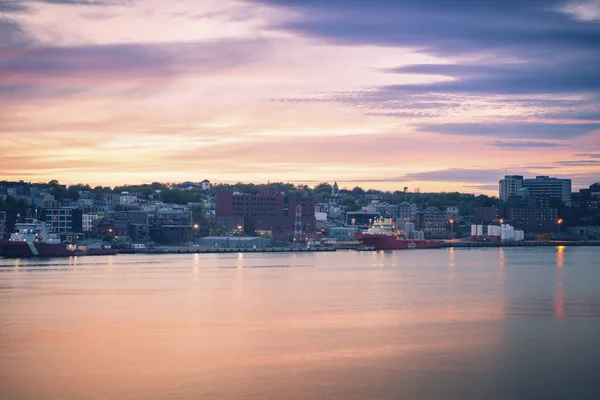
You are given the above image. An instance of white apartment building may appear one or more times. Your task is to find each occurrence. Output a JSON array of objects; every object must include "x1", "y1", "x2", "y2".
[
  {"x1": 523, "y1": 176, "x2": 572, "y2": 206},
  {"x1": 499, "y1": 175, "x2": 523, "y2": 201}
]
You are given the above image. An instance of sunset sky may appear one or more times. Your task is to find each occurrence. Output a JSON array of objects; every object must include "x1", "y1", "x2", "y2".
[{"x1": 1, "y1": 0, "x2": 599, "y2": 194}]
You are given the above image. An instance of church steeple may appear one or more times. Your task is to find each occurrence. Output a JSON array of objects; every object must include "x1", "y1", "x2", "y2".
[{"x1": 332, "y1": 181, "x2": 339, "y2": 195}]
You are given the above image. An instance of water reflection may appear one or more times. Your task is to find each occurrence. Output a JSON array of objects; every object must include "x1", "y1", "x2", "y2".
[
  {"x1": 556, "y1": 245, "x2": 565, "y2": 269},
  {"x1": 1, "y1": 249, "x2": 599, "y2": 400}
]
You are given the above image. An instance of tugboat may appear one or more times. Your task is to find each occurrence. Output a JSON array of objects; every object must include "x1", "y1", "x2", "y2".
[
  {"x1": 0, "y1": 219, "x2": 77, "y2": 258},
  {"x1": 355, "y1": 218, "x2": 443, "y2": 250}
]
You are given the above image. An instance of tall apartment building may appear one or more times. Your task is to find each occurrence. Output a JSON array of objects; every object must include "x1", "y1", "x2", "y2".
[
  {"x1": 523, "y1": 176, "x2": 571, "y2": 206},
  {"x1": 499, "y1": 175, "x2": 523, "y2": 201}
]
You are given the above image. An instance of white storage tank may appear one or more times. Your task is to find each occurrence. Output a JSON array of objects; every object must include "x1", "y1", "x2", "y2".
[
  {"x1": 471, "y1": 225, "x2": 477, "y2": 240},
  {"x1": 476, "y1": 225, "x2": 483, "y2": 239}
]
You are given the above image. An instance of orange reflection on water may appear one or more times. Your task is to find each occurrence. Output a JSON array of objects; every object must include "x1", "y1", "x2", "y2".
[
  {"x1": 0, "y1": 252, "x2": 510, "y2": 400},
  {"x1": 556, "y1": 246, "x2": 565, "y2": 269},
  {"x1": 555, "y1": 246, "x2": 565, "y2": 318}
]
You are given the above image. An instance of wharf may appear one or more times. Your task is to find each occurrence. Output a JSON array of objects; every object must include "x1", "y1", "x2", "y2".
[
  {"x1": 442, "y1": 240, "x2": 600, "y2": 248},
  {"x1": 120, "y1": 246, "x2": 338, "y2": 255}
]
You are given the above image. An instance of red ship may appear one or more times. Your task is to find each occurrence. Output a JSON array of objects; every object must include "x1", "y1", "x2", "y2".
[
  {"x1": 0, "y1": 219, "x2": 77, "y2": 258},
  {"x1": 0, "y1": 219, "x2": 118, "y2": 258},
  {"x1": 355, "y1": 218, "x2": 443, "y2": 250}
]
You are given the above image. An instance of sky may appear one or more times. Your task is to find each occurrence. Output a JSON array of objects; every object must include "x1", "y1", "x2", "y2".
[{"x1": 1, "y1": 0, "x2": 600, "y2": 194}]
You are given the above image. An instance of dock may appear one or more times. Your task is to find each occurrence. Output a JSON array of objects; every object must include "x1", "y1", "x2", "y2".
[
  {"x1": 119, "y1": 246, "x2": 338, "y2": 255},
  {"x1": 442, "y1": 240, "x2": 600, "y2": 248}
]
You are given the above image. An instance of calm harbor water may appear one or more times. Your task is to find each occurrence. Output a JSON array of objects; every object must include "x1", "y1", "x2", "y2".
[{"x1": 1, "y1": 247, "x2": 600, "y2": 399}]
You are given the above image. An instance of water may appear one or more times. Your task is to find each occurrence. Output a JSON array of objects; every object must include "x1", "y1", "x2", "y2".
[{"x1": 1, "y1": 247, "x2": 599, "y2": 399}]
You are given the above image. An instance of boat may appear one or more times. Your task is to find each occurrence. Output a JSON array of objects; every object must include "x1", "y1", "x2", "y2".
[
  {"x1": 0, "y1": 219, "x2": 77, "y2": 258},
  {"x1": 355, "y1": 218, "x2": 443, "y2": 250}
]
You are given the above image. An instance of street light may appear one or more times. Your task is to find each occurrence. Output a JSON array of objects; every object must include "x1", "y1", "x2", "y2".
[
  {"x1": 558, "y1": 218, "x2": 563, "y2": 235},
  {"x1": 499, "y1": 218, "x2": 504, "y2": 225},
  {"x1": 449, "y1": 219, "x2": 454, "y2": 239}
]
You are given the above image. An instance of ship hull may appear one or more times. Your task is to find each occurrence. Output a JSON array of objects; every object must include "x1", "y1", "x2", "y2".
[
  {"x1": 355, "y1": 234, "x2": 443, "y2": 250},
  {"x1": 0, "y1": 241, "x2": 76, "y2": 258}
]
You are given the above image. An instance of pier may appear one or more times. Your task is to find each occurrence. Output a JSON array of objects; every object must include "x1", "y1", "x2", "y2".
[
  {"x1": 119, "y1": 246, "x2": 338, "y2": 255},
  {"x1": 442, "y1": 240, "x2": 600, "y2": 248}
]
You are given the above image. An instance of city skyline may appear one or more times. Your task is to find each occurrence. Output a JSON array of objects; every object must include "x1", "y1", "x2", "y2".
[{"x1": 2, "y1": 0, "x2": 599, "y2": 194}]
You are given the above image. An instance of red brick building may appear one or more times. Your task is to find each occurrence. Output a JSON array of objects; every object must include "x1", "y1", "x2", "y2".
[
  {"x1": 216, "y1": 187, "x2": 316, "y2": 240},
  {"x1": 475, "y1": 206, "x2": 557, "y2": 229}
]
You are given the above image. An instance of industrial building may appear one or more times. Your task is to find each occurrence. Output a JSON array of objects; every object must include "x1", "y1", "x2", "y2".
[{"x1": 216, "y1": 187, "x2": 316, "y2": 240}]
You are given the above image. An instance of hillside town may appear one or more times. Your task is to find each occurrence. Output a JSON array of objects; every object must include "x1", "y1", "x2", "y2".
[{"x1": 1, "y1": 176, "x2": 599, "y2": 250}]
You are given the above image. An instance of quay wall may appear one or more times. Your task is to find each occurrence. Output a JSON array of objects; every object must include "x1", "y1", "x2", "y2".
[{"x1": 442, "y1": 240, "x2": 600, "y2": 248}]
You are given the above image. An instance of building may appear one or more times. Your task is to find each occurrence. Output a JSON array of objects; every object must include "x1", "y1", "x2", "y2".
[
  {"x1": 445, "y1": 206, "x2": 460, "y2": 218},
  {"x1": 201, "y1": 179, "x2": 211, "y2": 191},
  {"x1": 522, "y1": 176, "x2": 571, "y2": 206},
  {"x1": 150, "y1": 208, "x2": 193, "y2": 244},
  {"x1": 82, "y1": 213, "x2": 97, "y2": 232},
  {"x1": 197, "y1": 236, "x2": 271, "y2": 248},
  {"x1": 499, "y1": 175, "x2": 523, "y2": 201},
  {"x1": 332, "y1": 181, "x2": 339, "y2": 195},
  {"x1": 216, "y1": 187, "x2": 316, "y2": 240},
  {"x1": 346, "y1": 211, "x2": 380, "y2": 228},
  {"x1": 119, "y1": 192, "x2": 138, "y2": 205},
  {"x1": 475, "y1": 207, "x2": 499, "y2": 224},
  {"x1": 572, "y1": 182, "x2": 600, "y2": 213},
  {"x1": 567, "y1": 226, "x2": 600, "y2": 239},
  {"x1": 328, "y1": 226, "x2": 360, "y2": 240},
  {"x1": 475, "y1": 205, "x2": 557, "y2": 229},
  {"x1": 398, "y1": 202, "x2": 418, "y2": 221},
  {"x1": 0, "y1": 211, "x2": 6, "y2": 239},
  {"x1": 128, "y1": 211, "x2": 150, "y2": 242},
  {"x1": 45, "y1": 207, "x2": 82, "y2": 234},
  {"x1": 415, "y1": 208, "x2": 449, "y2": 238},
  {"x1": 504, "y1": 207, "x2": 558, "y2": 228}
]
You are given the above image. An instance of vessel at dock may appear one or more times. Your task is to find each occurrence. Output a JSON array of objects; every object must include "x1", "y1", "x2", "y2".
[
  {"x1": 355, "y1": 218, "x2": 443, "y2": 250},
  {"x1": 0, "y1": 219, "x2": 77, "y2": 258}
]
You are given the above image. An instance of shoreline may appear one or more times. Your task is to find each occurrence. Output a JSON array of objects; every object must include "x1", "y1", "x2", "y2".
[{"x1": 442, "y1": 240, "x2": 600, "y2": 248}]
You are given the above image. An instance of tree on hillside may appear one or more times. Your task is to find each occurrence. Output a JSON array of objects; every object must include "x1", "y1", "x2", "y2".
[
  {"x1": 341, "y1": 196, "x2": 360, "y2": 211},
  {"x1": 351, "y1": 186, "x2": 365, "y2": 195},
  {"x1": 314, "y1": 182, "x2": 332, "y2": 194}
]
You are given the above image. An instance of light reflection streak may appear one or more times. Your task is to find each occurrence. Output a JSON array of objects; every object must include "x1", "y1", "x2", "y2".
[
  {"x1": 193, "y1": 253, "x2": 199, "y2": 279},
  {"x1": 555, "y1": 246, "x2": 565, "y2": 318},
  {"x1": 498, "y1": 248, "x2": 505, "y2": 282}
]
